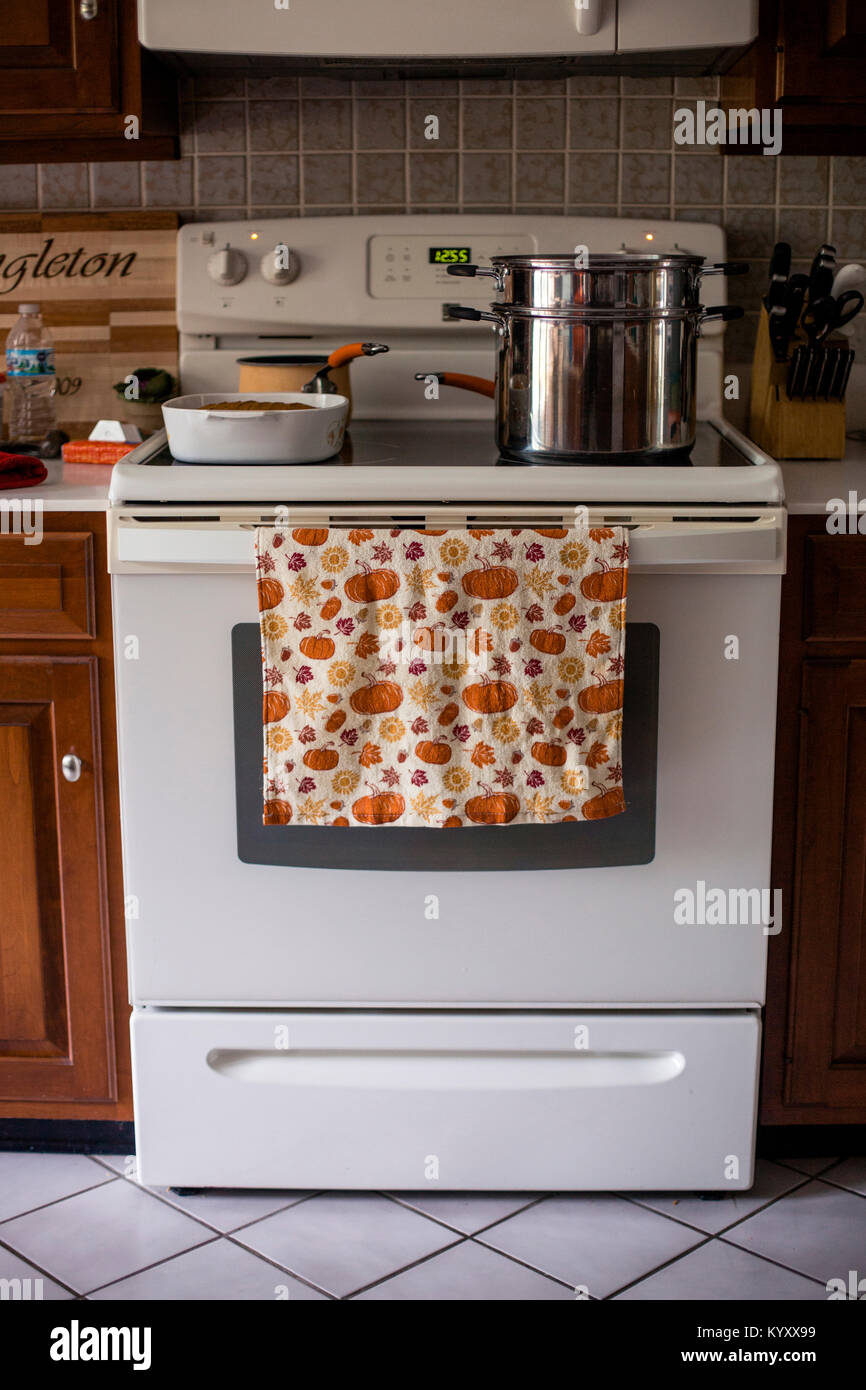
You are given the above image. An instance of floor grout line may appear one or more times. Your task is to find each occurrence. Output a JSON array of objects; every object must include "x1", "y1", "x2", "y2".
[
  {"x1": 343, "y1": 1235, "x2": 468, "y2": 1299},
  {"x1": 0, "y1": 1175, "x2": 120, "y2": 1229},
  {"x1": 0, "y1": 1233, "x2": 82, "y2": 1299}
]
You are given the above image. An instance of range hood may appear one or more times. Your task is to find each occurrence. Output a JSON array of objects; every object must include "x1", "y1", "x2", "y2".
[{"x1": 138, "y1": 0, "x2": 758, "y2": 77}]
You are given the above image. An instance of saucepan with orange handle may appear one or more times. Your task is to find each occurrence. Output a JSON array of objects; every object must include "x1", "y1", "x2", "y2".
[{"x1": 237, "y1": 341, "x2": 389, "y2": 420}]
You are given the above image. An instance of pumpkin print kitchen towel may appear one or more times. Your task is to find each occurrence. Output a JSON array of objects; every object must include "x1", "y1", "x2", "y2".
[{"x1": 255, "y1": 525, "x2": 628, "y2": 827}]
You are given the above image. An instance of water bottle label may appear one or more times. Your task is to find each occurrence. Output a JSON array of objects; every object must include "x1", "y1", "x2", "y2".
[{"x1": 6, "y1": 347, "x2": 56, "y2": 377}]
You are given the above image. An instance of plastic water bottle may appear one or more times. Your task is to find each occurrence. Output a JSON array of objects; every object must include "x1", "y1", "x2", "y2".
[{"x1": 5, "y1": 303, "x2": 57, "y2": 442}]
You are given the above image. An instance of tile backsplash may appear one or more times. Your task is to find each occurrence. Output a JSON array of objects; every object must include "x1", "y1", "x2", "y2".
[{"x1": 2, "y1": 72, "x2": 865, "y2": 361}]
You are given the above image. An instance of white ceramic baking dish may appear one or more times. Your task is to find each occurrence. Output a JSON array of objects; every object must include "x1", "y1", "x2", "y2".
[{"x1": 161, "y1": 392, "x2": 349, "y2": 464}]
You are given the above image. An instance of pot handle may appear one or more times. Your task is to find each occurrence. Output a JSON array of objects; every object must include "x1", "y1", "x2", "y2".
[
  {"x1": 696, "y1": 304, "x2": 744, "y2": 336},
  {"x1": 699, "y1": 262, "x2": 750, "y2": 278},
  {"x1": 446, "y1": 263, "x2": 507, "y2": 292},
  {"x1": 414, "y1": 372, "x2": 496, "y2": 399},
  {"x1": 445, "y1": 305, "x2": 504, "y2": 326},
  {"x1": 327, "y1": 342, "x2": 389, "y2": 368}
]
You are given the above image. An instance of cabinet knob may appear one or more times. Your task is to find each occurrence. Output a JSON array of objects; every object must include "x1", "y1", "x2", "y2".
[
  {"x1": 79, "y1": 0, "x2": 98, "y2": 18},
  {"x1": 62, "y1": 753, "x2": 83, "y2": 783}
]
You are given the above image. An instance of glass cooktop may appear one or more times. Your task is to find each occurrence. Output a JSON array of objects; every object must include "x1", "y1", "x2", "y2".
[{"x1": 130, "y1": 419, "x2": 763, "y2": 471}]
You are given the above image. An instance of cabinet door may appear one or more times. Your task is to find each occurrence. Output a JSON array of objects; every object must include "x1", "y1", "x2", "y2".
[
  {"x1": 0, "y1": 0, "x2": 117, "y2": 115},
  {"x1": 776, "y1": 0, "x2": 866, "y2": 106},
  {"x1": 785, "y1": 659, "x2": 866, "y2": 1110},
  {"x1": 0, "y1": 656, "x2": 117, "y2": 1103}
]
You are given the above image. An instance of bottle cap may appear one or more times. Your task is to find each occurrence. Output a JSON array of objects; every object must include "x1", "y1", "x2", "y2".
[{"x1": 17, "y1": 303, "x2": 40, "y2": 314}]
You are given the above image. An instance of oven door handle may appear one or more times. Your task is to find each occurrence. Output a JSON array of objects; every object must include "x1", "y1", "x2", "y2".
[
  {"x1": 629, "y1": 516, "x2": 783, "y2": 570},
  {"x1": 111, "y1": 514, "x2": 784, "y2": 574}
]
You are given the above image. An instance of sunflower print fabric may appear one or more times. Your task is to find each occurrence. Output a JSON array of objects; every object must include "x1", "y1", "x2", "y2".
[{"x1": 255, "y1": 525, "x2": 628, "y2": 828}]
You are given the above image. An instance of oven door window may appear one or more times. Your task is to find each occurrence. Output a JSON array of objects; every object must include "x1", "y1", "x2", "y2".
[{"x1": 232, "y1": 623, "x2": 659, "y2": 871}]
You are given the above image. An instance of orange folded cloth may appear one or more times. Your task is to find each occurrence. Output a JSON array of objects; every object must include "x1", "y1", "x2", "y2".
[
  {"x1": 61, "y1": 440, "x2": 136, "y2": 465},
  {"x1": 0, "y1": 451, "x2": 48, "y2": 489}
]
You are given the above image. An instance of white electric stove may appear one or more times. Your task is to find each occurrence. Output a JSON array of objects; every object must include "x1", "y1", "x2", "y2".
[{"x1": 111, "y1": 216, "x2": 785, "y2": 1192}]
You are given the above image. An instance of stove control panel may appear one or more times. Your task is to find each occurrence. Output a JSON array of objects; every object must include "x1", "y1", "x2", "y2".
[{"x1": 368, "y1": 233, "x2": 534, "y2": 298}]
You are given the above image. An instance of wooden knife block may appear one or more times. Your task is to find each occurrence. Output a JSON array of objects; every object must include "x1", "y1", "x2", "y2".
[{"x1": 748, "y1": 307, "x2": 846, "y2": 459}]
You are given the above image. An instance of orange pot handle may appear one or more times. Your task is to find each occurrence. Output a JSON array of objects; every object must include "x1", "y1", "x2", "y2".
[
  {"x1": 415, "y1": 371, "x2": 496, "y2": 399},
  {"x1": 328, "y1": 342, "x2": 389, "y2": 368}
]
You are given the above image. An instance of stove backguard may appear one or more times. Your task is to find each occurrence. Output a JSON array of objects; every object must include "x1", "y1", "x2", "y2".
[{"x1": 231, "y1": 622, "x2": 658, "y2": 871}]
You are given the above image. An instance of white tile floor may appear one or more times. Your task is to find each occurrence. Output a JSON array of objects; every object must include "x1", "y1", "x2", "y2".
[{"x1": 0, "y1": 1152, "x2": 863, "y2": 1300}]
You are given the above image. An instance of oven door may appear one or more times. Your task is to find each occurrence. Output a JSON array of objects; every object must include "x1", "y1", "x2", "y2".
[{"x1": 110, "y1": 507, "x2": 783, "y2": 1009}]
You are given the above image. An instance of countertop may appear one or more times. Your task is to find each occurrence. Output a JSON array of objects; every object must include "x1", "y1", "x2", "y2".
[
  {"x1": 1, "y1": 458, "x2": 112, "y2": 511},
  {"x1": 4, "y1": 439, "x2": 865, "y2": 518},
  {"x1": 779, "y1": 435, "x2": 866, "y2": 516}
]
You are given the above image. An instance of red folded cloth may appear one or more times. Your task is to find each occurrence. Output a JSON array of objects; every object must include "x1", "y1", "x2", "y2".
[{"x1": 0, "y1": 452, "x2": 48, "y2": 490}]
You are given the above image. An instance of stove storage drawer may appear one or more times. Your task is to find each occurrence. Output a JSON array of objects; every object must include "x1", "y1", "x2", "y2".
[{"x1": 131, "y1": 1008, "x2": 760, "y2": 1191}]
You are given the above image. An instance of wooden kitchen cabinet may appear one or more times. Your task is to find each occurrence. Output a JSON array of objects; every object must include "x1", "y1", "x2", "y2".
[
  {"x1": 0, "y1": 0, "x2": 178, "y2": 164},
  {"x1": 762, "y1": 515, "x2": 866, "y2": 1124},
  {"x1": 722, "y1": 0, "x2": 866, "y2": 155},
  {"x1": 0, "y1": 512, "x2": 131, "y2": 1120}
]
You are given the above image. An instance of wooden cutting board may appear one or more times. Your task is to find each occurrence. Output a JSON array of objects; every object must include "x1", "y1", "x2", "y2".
[{"x1": 0, "y1": 212, "x2": 177, "y2": 438}]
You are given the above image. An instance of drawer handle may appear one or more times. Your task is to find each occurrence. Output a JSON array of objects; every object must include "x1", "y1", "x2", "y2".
[
  {"x1": 79, "y1": 0, "x2": 98, "y2": 17},
  {"x1": 206, "y1": 1048, "x2": 685, "y2": 1089},
  {"x1": 62, "y1": 753, "x2": 83, "y2": 782}
]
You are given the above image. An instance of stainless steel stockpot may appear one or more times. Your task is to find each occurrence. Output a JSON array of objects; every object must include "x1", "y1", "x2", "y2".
[
  {"x1": 447, "y1": 253, "x2": 748, "y2": 312},
  {"x1": 441, "y1": 299, "x2": 743, "y2": 465},
  {"x1": 436, "y1": 252, "x2": 747, "y2": 464}
]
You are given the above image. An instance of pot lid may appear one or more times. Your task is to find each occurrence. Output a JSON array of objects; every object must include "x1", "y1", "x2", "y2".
[{"x1": 488, "y1": 253, "x2": 706, "y2": 269}]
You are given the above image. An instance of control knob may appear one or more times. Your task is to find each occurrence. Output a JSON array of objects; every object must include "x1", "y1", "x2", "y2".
[
  {"x1": 260, "y1": 244, "x2": 301, "y2": 286},
  {"x1": 206, "y1": 243, "x2": 248, "y2": 287}
]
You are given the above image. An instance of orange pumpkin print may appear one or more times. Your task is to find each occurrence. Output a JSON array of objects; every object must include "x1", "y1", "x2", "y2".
[
  {"x1": 436, "y1": 590, "x2": 459, "y2": 613},
  {"x1": 352, "y1": 787, "x2": 406, "y2": 824},
  {"x1": 349, "y1": 676, "x2": 403, "y2": 715},
  {"x1": 462, "y1": 560, "x2": 518, "y2": 600},
  {"x1": 443, "y1": 815, "x2": 462, "y2": 828},
  {"x1": 582, "y1": 782, "x2": 626, "y2": 820},
  {"x1": 263, "y1": 690, "x2": 290, "y2": 723},
  {"x1": 554, "y1": 593, "x2": 576, "y2": 616},
  {"x1": 553, "y1": 706, "x2": 574, "y2": 729},
  {"x1": 292, "y1": 528, "x2": 329, "y2": 546},
  {"x1": 302, "y1": 744, "x2": 340, "y2": 771},
  {"x1": 344, "y1": 564, "x2": 400, "y2": 603},
  {"x1": 258, "y1": 577, "x2": 284, "y2": 611},
  {"x1": 462, "y1": 676, "x2": 518, "y2": 714},
  {"x1": 577, "y1": 676, "x2": 623, "y2": 714},
  {"x1": 530, "y1": 627, "x2": 566, "y2": 656},
  {"x1": 580, "y1": 560, "x2": 627, "y2": 602},
  {"x1": 465, "y1": 787, "x2": 520, "y2": 824},
  {"x1": 299, "y1": 632, "x2": 335, "y2": 660},
  {"x1": 531, "y1": 740, "x2": 567, "y2": 767},
  {"x1": 438, "y1": 702, "x2": 460, "y2": 725},
  {"x1": 416, "y1": 739, "x2": 452, "y2": 765},
  {"x1": 264, "y1": 799, "x2": 292, "y2": 825},
  {"x1": 320, "y1": 596, "x2": 342, "y2": 620},
  {"x1": 325, "y1": 708, "x2": 347, "y2": 732},
  {"x1": 533, "y1": 527, "x2": 568, "y2": 539},
  {"x1": 414, "y1": 623, "x2": 450, "y2": 653}
]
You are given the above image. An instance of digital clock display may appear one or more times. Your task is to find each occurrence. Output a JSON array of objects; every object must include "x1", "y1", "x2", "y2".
[{"x1": 429, "y1": 247, "x2": 471, "y2": 265}]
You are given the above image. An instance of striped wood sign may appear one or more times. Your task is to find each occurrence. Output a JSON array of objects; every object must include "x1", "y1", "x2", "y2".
[{"x1": 0, "y1": 212, "x2": 178, "y2": 436}]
